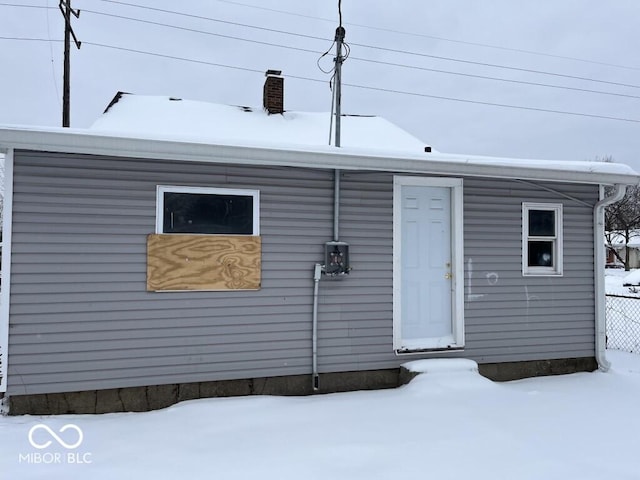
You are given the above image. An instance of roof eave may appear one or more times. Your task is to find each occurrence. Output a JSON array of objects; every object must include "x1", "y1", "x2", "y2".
[{"x1": 0, "y1": 127, "x2": 638, "y2": 186}]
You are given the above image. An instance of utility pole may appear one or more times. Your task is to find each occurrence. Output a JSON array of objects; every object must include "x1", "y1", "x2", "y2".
[{"x1": 59, "y1": 0, "x2": 81, "y2": 128}]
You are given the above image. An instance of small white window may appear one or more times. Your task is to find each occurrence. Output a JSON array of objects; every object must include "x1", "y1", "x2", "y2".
[
  {"x1": 522, "y1": 203, "x2": 563, "y2": 276},
  {"x1": 156, "y1": 186, "x2": 260, "y2": 235}
]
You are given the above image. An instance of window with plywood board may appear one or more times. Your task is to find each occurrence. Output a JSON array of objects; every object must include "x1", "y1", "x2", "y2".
[{"x1": 147, "y1": 186, "x2": 261, "y2": 291}]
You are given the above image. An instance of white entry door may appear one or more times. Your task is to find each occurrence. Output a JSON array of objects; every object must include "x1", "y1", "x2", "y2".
[{"x1": 393, "y1": 177, "x2": 464, "y2": 351}]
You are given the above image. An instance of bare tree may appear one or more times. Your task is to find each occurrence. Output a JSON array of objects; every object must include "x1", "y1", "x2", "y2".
[{"x1": 605, "y1": 184, "x2": 640, "y2": 271}]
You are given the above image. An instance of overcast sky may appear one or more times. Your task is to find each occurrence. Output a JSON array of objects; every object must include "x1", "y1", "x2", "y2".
[{"x1": 2, "y1": 1, "x2": 640, "y2": 170}]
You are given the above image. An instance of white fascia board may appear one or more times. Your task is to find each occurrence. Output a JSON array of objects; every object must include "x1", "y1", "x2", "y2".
[{"x1": 1, "y1": 127, "x2": 639, "y2": 186}]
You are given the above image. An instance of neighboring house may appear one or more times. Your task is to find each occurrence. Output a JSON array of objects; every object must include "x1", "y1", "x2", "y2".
[
  {"x1": 0, "y1": 72, "x2": 638, "y2": 415},
  {"x1": 605, "y1": 230, "x2": 640, "y2": 269}
]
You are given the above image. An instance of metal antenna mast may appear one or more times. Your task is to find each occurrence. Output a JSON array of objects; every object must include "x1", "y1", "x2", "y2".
[
  {"x1": 59, "y1": 0, "x2": 81, "y2": 127},
  {"x1": 333, "y1": 25, "x2": 346, "y2": 148},
  {"x1": 332, "y1": 0, "x2": 346, "y2": 242}
]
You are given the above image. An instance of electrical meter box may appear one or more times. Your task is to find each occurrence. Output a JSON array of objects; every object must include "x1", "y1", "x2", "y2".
[{"x1": 324, "y1": 241, "x2": 350, "y2": 276}]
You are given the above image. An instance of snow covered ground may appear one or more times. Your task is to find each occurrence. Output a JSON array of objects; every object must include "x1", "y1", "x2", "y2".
[
  {"x1": 1, "y1": 351, "x2": 639, "y2": 479},
  {"x1": 605, "y1": 267, "x2": 640, "y2": 296}
]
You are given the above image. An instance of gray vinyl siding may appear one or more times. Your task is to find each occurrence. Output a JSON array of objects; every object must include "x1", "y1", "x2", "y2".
[
  {"x1": 7, "y1": 151, "x2": 598, "y2": 395},
  {"x1": 463, "y1": 179, "x2": 598, "y2": 363}
]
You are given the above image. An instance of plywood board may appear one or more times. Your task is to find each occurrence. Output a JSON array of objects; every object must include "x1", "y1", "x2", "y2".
[{"x1": 147, "y1": 234, "x2": 261, "y2": 291}]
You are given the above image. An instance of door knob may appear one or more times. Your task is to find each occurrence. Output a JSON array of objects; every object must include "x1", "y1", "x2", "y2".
[{"x1": 445, "y1": 272, "x2": 452, "y2": 279}]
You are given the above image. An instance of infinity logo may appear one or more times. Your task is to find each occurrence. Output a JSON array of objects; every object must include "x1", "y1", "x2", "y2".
[{"x1": 28, "y1": 424, "x2": 83, "y2": 450}]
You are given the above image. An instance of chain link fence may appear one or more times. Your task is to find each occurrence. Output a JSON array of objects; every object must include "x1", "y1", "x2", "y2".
[{"x1": 606, "y1": 294, "x2": 640, "y2": 354}]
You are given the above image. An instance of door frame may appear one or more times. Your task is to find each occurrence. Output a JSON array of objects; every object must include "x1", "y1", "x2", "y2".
[{"x1": 392, "y1": 176, "x2": 465, "y2": 352}]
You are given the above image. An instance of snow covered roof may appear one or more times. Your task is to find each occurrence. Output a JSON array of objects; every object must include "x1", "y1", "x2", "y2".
[
  {"x1": 606, "y1": 231, "x2": 640, "y2": 247},
  {"x1": 91, "y1": 93, "x2": 431, "y2": 154},
  {"x1": 0, "y1": 92, "x2": 639, "y2": 186}
]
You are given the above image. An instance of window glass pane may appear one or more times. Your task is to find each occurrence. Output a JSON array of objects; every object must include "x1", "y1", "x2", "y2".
[
  {"x1": 528, "y1": 210, "x2": 555, "y2": 236},
  {"x1": 528, "y1": 241, "x2": 554, "y2": 267},
  {"x1": 163, "y1": 192, "x2": 253, "y2": 234}
]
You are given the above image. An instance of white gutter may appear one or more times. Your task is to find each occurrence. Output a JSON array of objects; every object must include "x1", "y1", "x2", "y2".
[
  {"x1": 594, "y1": 184, "x2": 627, "y2": 371},
  {"x1": 0, "y1": 127, "x2": 638, "y2": 186}
]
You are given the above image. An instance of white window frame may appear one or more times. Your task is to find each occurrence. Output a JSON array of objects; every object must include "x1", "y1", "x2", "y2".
[
  {"x1": 522, "y1": 202, "x2": 563, "y2": 276},
  {"x1": 156, "y1": 185, "x2": 260, "y2": 235}
]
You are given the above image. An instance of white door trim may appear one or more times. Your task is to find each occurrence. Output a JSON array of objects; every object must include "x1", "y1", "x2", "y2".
[{"x1": 393, "y1": 176, "x2": 464, "y2": 352}]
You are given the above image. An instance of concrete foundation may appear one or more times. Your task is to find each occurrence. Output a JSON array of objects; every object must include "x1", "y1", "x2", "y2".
[
  {"x1": 7, "y1": 357, "x2": 597, "y2": 415},
  {"x1": 478, "y1": 356, "x2": 598, "y2": 382}
]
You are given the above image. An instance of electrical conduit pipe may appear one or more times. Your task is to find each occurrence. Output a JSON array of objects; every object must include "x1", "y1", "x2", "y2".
[{"x1": 311, "y1": 263, "x2": 323, "y2": 391}]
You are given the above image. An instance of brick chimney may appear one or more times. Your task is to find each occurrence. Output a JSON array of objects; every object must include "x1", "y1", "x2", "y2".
[{"x1": 263, "y1": 70, "x2": 284, "y2": 114}]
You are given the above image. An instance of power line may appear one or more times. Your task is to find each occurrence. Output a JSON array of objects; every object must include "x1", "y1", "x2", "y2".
[
  {"x1": 90, "y1": 0, "x2": 330, "y2": 44},
  {"x1": 347, "y1": 26, "x2": 640, "y2": 73},
  {"x1": 79, "y1": 8, "x2": 640, "y2": 93},
  {"x1": 10, "y1": 1, "x2": 638, "y2": 93},
  {"x1": 85, "y1": 41, "x2": 265, "y2": 75},
  {"x1": 44, "y1": 0, "x2": 62, "y2": 111},
  {"x1": 80, "y1": 41, "x2": 640, "y2": 124},
  {"x1": 0, "y1": 2, "x2": 53, "y2": 9},
  {"x1": 81, "y1": 9, "x2": 324, "y2": 56},
  {"x1": 340, "y1": 82, "x2": 640, "y2": 124},
  {"x1": 347, "y1": 55, "x2": 640, "y2": 100},
  {"x1": 4, "y1": 35, "x2": 640, "y2": 123},
  {"x1": 349, "y1": 42, "x2": 640, "y2": 91},
  {"x1": 6, "y1": 0, "x2": 640, "y2": 73},
  {"x1": 5, "y1": 34, "x2": 640, "y2": 104},
  {"x1": 202, "y1": 0, "x2": 640, "y2": 72},
  {"x1": 0, "y1": 36, "x2": 62, "y2": 41}
]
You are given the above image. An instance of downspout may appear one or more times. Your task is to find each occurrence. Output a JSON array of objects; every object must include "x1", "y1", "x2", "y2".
[{"x1": 594, "y1": 184, "x2": 627, "y2": 371}]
